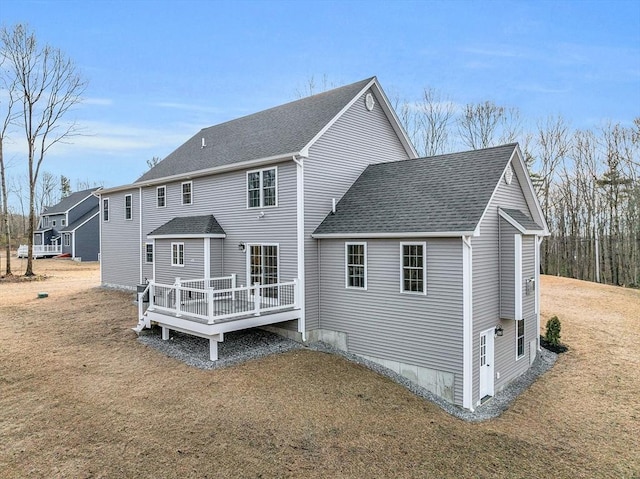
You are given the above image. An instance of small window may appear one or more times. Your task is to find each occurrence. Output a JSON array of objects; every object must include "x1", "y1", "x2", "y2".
[
  {"x1": 52, "y1": 220, "x2": 57, "y2": 227},
  {"x1": 61, "y1": 219, "x2": 66, "y2": 226},
  {"x1": 516, "y1": 319, "x2": 525, "y2": 359},
  {"x1": 171, "y1": 242, "x2": 184, "y2": 267},
  {"x1": 145, "y1": 243, "x2": 154, "y2": 264},
  {"x1": 43, "y1": 217, "x2": 49, "y2": 227},
  {"x1": 157, "y1": 186, "x2": 166, "y2": 208},
  {"x1": 102, "y1": 198, "x2": 109, "y2": 222},
  {"x1": 182, "y1": 181, "x2": 192, "y2": 205},
  {"x1": 64, "y1": 233, "x2": 70, "y2": 247},
  {"x1": 401, "y1": 242, "x2": 426, "y2": 294},
  {"x1": 345, "y1": 242, "x2": 367, "y2": 289},
  {"x1": 125, "y1": 194, "x2": 132, "y2": 220},
  {"x1": 247, "y1": 167, "x2": 277, "y2": 208}
]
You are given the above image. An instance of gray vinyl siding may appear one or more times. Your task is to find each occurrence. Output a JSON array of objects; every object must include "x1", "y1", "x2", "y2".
[
  {"x1": 499, "y1": 219, "x2": 517, "y2": 320},
  {"x1": 74, "y1": 215, "x2": 99, "y2": 261},
  {"x1": 154, "y1": 239, "x2": 204, "y2": 285},
  {"x1": 318, "y1": 238, "x2": 465, "y2": 405},
  {"x1": 141, "y1": 161, "x2": 298, "y2": 287},
  {"x1": 68, "y1": 195, "x2": 98, "y2": 224},
  {"x1": 211, "y1": 238, "x2": 223, "y2": 277},
  {"x1": 101, "y1": 189, "x2": 141, "y2": 289},
  {"x1": 471, "y1": 171, "x2": 538, "y2": 402},
  {"x1": 305, "y1": 89, "x2": 411, "y2": 329}
]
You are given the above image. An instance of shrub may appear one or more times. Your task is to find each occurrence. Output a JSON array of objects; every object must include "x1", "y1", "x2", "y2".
[{"x1": 545, "y1": 316, "x2": 562, "y2": 346}]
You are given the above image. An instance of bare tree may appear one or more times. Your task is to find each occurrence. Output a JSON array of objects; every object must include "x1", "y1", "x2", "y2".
[
  {"x1": 1, "y1": 24, "x2": 86, "y2": 276},
  {"x1": 457, "y1": 101, "x2": 507, "y2": 150},
  {"x1": 417, "y1": 87, "x2": 456, "y2": 157},
  {"x1": 294, "y1": 74, "x2": 337, "y2": 99},
  {"x1": 146, "y1": 156, "x2": 161, "y2": 170},
  {"x1": 0, "y1": 49, "x2": 19, "y2": 275},
  {"x1": 36, "y1": 171, "x2": 57, "y2": 215}
]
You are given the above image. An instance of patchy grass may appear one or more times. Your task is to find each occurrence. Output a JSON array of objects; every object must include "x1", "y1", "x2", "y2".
[{"x1": 0, "y1": 258, "x2": 638, "y2": 478}]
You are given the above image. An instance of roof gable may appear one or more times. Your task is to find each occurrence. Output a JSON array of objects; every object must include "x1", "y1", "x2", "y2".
[
  {"x1": 42, "y1": 187, "x2": 100, "y2": 215},
  {"x1": 147, "y1": 215, "x2": 226, "y2": 238},
  {"x1": 313, "y1": 144, "x2": 520, "y2": 237},
  {"x1": 499, "y1": 208, "x2": 544, "y2": 234},
  {"x1": 137, "y1": 78, "x2": 377, "y2": 183}
]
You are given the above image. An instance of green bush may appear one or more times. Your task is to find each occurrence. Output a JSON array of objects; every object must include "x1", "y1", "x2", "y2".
[{"x1": 545, "y1": 316, "x2": 562, "y2": 346}]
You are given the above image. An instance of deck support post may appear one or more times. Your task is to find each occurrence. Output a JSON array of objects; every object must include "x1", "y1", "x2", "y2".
[
  {"x1": 162, "y1": 326, "x2": 170, "y2": 340},
  {"x1": 209, "y1": 338, "x2": 218, "y2": 361},
  {"x1": 253, "y1": 282, "x2": 261, "y2": 316}
]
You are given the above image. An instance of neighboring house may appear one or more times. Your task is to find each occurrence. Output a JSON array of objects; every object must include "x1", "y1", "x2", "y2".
[
  {"x1": 24, "y1": 187, "x2": 101, "y2": 260},
  {"x1": 98, "y1": 77, "x2": 548, "y2": 411}
]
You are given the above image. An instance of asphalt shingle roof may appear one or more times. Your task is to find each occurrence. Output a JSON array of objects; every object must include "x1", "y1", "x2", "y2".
[
  {"x1": 137, "y1": 78, "x2": 375, "y2": 182},
  {"x1": 501, "y1": 208, "x2": 543, "y2": 231},
  {"x1": 148, "y1": 215, "x2": 226, "y2": 237},
  {"x1": 43, "y1": 188, "x2": 100, "y2": 215},
  {"x1": 59, "y1": 206, "x2": 99, "y2": 233},
  {"x1": 313, "y1": 144, "x2": 519, "y2": 236}
]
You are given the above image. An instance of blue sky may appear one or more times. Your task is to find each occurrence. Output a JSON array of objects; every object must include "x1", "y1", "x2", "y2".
[{"x1": 2, "y1": 0, "x2": 639, "y2": 191}]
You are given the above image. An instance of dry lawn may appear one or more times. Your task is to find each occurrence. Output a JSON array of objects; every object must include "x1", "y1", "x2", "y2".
[{"x1": 0, "y1": 257, "x2": 638, "y2": 478}]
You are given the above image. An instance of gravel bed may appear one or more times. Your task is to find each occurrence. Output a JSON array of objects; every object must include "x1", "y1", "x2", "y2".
[{"x1": 137, "y1": 327, "x2": 557, "y2": 421}]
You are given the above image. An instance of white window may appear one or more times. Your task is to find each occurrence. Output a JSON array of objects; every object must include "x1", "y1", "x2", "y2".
[
  {"x1": 64, "y1": 233, "x2": 71, "y2": 247},
  {"x1": 182, "y1": 181, "x2": 192, "y2": 205},
  {"x1": 52, "y1": 220, "x2": 56, "y2": 227},
  {"x1": 157, "y1": 186, "x2": 166, "y2": 208},
  {"x1": 42, "y1": 216, "x2": 49, "y2": 227},
  {"x1": 516, "y1": 319, "x2": 525, "y2": 359},
  {"x1": 247, "y1": 167, "x2": 277, "y2": 208},
  {"x1": 401, "y1": 242, "x2": 426, "y2": 294},
  {"x1": 102, "y1": 198, "x2": 109, "y2": 222},
  {"x1": 125, "y1": 194, "x2": 132, "y2": 220},
  {"x1": 145, "y1": 243, "x2": 154, "y2": 264},
  {"x1": 345, "y1": 242, "x2": 367, "y2": 289},
  {"x1": 61, "y1": 219, "x2": 66, "y2": 226},
  {"x1": 171, "y1": 242, "x2": 184, "y2": 267}
]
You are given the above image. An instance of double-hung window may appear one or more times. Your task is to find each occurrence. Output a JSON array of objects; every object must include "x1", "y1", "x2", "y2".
[
  {"x1": 401, "y1": 242, "x2": 426, "y2": 294},
  {"x1": 516, "y1": 319, "x2": 525, "y2": 359},
  {"x1": 157, "y1": 186, "x2": 166, "y2": 208},
  {"x1": 145, "y1": 243, "x2": 154, "y2": 264},
  {"x1": 102, "y1": 198, "x2": 109, "y2": 222},
  {"x1": 61, "y1": 219, "x2": 66, "y2": 226},
  {"x1": 64, "y1": 233, "x2": 71, "y2": 247},
  {"x1": 171, "y1": 242, "x2": 184, "y2": 267},
  {"x1": 182, "y1": 181, "x2": 192, "y2": 205},
  {"x1": 247, "y1": 167, "x2": 277, "y2": 208},
  {"x1": 125, "y1": 194, "x2": 132, "y2": 220},
  {"x1": 345, "y1": 242, "x2": 367, "y2": 289}
]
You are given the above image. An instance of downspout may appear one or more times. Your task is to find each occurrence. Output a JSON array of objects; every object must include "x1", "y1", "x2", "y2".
[
  {"x1": 462, "y1": 235, "x2": 474, "y2": 411},
  {"x1": 536, "y1": 235, "x2": 543, "y2": 351},
  {"x1": 293, "y1": 155, "x2": 306, "y2": 341}
]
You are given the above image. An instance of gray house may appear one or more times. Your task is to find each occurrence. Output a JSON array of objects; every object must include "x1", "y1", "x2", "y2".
[
  {"x1": 25, "y1": 187, "x2": 101, "y2": 260},
  {"x1": 98, "y1": 77, "x2": 548, "y2": 411}
]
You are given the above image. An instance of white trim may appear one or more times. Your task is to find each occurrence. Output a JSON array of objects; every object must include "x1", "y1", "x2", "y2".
[
  {"x1": 72, "y1": 231, "x2": 76, "y2": 258},
  {"x1": 139, "y1": 187, "x2": 143, "y2": 284},
  {"x1": 63, "y1": 233, "x2": 71, "y2": 247},
  {"x1": 152, "y1": 239, "x2": 156, "y2": 280},
  {"x1": 246, "y1": 166, "x2": 278, "y2": 209},
  {"x1": 156, "y1": 185, "x2": 167, "y2": 208},
  {"x1": 498, "y1": 208, "x2": 544, "y2": 235},
  {"x1": 536, "y1": 235, "x2": 543, "y2": 351},
  {"x1": 61, "y1": 211, "x2": 99, "y2": 233},
  {"x1": 147, "y1": 233, "x2": 226, "y2": 240},
  {"x1": 245, "y1": 243, "x2": 280, "y2": 286},
  {"x1": 313, "y1": 231, "x2": 473, "y2": 239},
  {"x1": 399, "y1": 241, "x2": 427, "y2": 295},
  {"x1": 478, "y1": 326, "x2": 495, "y2": 403},
  {"x1": 124, "y1": 194, "x2": 133, "y2": 221},
  {"x1": 43, "y1": 190, "x2": 101, "y2": 217},
  {"x1": 299, "y1": 78, "x2": 418, "y2": 159},
  {"x1": 345, "y1": 242, "x2": 367, "y2": 290},
  {"x1": 102, "y1": 198, "x2": 110, "y2": 222},
  {"x1": 204, "y1": 237, "x2": 211, "y2": 279},
  {"x1": 514, "y1": 234, "x2": 522, "y2": 321},
  {"x1": 100, "y1": 152, "x2": 298, "y2": 195},
  {"x1": 294, "y1": 156, "x2": 306, "y2": 340},
  {"x1": 512, "y1": 144, "x2": 549, "y2": 235},
  {"x1": 181, "y1": 181, "x2": 193, "y2": 206},
  {"x1": 171, "y1": 242, "x2": 185, "y2": 267},
  {"x1": 462, "y1": 236, "x2": 474, "y2": 410}
]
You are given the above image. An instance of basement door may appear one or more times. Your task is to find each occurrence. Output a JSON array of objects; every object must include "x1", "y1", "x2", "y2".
[{"x1": 479, "y1": 328, "x2": 495, "y2": 401}]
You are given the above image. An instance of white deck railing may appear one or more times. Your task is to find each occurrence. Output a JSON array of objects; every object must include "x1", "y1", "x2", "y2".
[
  {"x1": 140, "y1": 276, "x2": 299, "y2": 324},
  {"x1": 17, "y1": 244, "x2": 62, "y2": 257}
]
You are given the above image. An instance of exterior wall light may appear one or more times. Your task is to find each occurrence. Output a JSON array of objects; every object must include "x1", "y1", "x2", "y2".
[
  {"x1": 495, "y1": 325, "x2": 504, "y2": 337},
  {"x1": 238, "y1": 242, "x2": 246, "y2": 252}
]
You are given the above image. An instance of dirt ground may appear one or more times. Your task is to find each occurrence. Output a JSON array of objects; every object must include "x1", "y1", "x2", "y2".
[{"x1": 1, "y1": 257, "x2": 638, "y2": 478}]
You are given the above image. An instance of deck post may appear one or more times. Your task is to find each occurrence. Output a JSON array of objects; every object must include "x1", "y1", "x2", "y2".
[
  {"x1": 253, "y1": 282, "x2": 261, "y2": 316},
  {"x1": 231, "y1": 274, "x2": 237, "y2": 300},
  {"x1": 162, "y1": 327, "x2": 170, "y2": 340},
  {"x1": 174, "y1": 278, "x2": 181, "y2": 317},
  {"x1": 209, "y1": 338, "x2": 218, "y2": 361},
  {"x1": 293, "y1": 278, "x2": 299, "y2": 308},
  {"x1": 207, "y1": 288, "x2": 214, "y2": 322}
]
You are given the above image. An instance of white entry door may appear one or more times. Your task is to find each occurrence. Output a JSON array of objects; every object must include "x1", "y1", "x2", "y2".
[
  {"x1": 479, "y1": 328, "x2": 495, "y2": 400},
  {"x1": 247, "y1": 244, "x2": 279, "y2": 303}
]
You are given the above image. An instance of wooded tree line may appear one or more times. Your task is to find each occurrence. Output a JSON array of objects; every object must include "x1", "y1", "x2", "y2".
[{"x1": 394, "y1": 91, "x2": 639, "y2": 287}]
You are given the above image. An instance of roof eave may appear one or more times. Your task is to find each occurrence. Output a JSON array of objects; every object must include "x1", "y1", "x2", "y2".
[
  {"x1": 312, "y1": 231, "x2": 475, "y2": 239},
  {"x1": 147, "y1": 234, "x2": 226, "y2": 240},
  {"x1": 100, "y1": 152, "x2": 300, "y2": 195}
]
